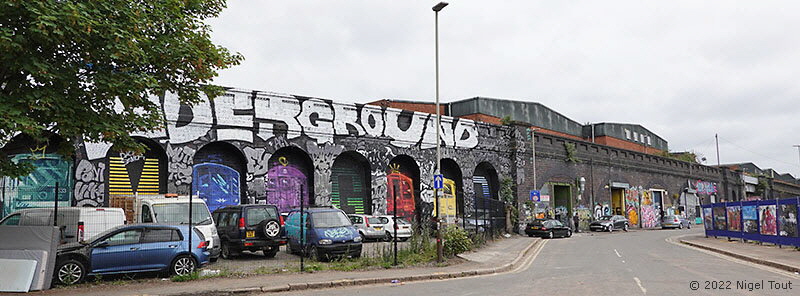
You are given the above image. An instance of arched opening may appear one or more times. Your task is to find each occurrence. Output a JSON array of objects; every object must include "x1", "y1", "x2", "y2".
[
  {"x1": 106, "y1": 137, "x2": 168, "y2": 196},
  {"x1": 193, "y1": 142, "x2": 247, "y2": 212},
  {"x1": 331, "y1": 151, "x2": 371, "y2": 214},
  {"x1": 440, "y1": 158, "x2": 463, "y2": 223},
  {"x1": 473, "y1": 162, "x2": 501, "y2": 230},
  {"x1": 386, "y1": 155, "x2": 420, "y2": 221},
  {"x1": 266, "y1": 146, "x2": 314, "y2": 213},
  {"x1": 1, "y1": 133, "x2": 73, "y2": 216}
]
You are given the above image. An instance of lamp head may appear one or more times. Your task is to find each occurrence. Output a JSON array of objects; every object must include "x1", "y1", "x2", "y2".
[{"x1": 433, "y1": 2, "x2": 448, "y2": 12}]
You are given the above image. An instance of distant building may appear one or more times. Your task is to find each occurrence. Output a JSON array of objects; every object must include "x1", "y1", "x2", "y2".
[{"x1": 368, "y1": 97, "x2": 668, "y2": 154}]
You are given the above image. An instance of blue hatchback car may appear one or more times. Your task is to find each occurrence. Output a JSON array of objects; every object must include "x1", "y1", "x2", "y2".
[
  {"x1": 285, "y1": 207, "x2": 362, "y2": 261},
  {"x1": 53, "y1": 224, "x2": 210, "y2": 285}
]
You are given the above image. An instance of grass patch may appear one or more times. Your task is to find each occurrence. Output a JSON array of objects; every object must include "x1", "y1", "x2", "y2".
[{"x1": 171, "y1": 272, "x2": 200, "y2": 282}]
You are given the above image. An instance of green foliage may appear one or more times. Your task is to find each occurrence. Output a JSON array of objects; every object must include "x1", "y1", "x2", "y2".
[
  {"x1": 0, "y1": 0, "x2": 242, "y2": 177},
  {"x1": 442, "y1": 225, "x2": 472, "y2": 257},
  {"x1": 564, "y1": 142, "x2": 579, "y2": 163},
  {"x1": 170, "y1": 271, "x2": 199, "y2": 282},
  {"x1": 756, "y1": 178, "x2": 769, "y2": 196},
  {"x1": 656, "y1": 151, "x2": 700, "y2": 163},
  {"x1": 500, "y1": 178, "x2": 517, "y2": 232},
  {"x1": 500, "y1": 115, "x2": 513, "y2": 125}
]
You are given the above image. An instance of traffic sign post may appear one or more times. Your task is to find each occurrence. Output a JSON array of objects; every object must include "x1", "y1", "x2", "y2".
[
  {"x1": 433, "y1": 174, "x2": 444, "y2": 189},
  {"x1": 529, "y1": 190, "x2": 541, "y2": 201}
]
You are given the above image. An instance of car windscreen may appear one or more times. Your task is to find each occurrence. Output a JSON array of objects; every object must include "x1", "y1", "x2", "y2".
[
  {"x1": 367, "y1": 217, "x2": 384, "y2": 225},
  {"x1": 246, "y1": 207, "x2": 278, "y2": 226},
  {"x1": 152, "y1": 203, "x2": 213, "y2": 225},
  {"x1": 312, "y1": 211, "x2": 352, "y2": 228},
  {"x1": 598, "y1": 216, "x2": 613, "y2": 221},
  {"x1": 396, "y1": 218, "x2": 410, "y2": 225}
]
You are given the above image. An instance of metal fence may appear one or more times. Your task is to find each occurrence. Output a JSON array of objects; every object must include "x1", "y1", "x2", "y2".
[{"x1": 702, "y1": 197, "x2": 800, "y2": 247}]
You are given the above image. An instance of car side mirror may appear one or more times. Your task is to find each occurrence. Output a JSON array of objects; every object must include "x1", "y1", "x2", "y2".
[{"x1": 96, "y1": 241, "x2": 109, "y2": 248}]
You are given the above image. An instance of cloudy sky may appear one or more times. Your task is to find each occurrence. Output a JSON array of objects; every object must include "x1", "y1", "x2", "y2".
[{"x1": 206, "y1": 0, "x2": 800, "y2": 177}]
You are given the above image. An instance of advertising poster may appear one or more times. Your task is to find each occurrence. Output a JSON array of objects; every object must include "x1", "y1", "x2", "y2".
[
  {"x1": 779, "y1": 204, "x2": 798, "y2": 237},
  {"x1": 726, "y1": 206, "x2": 741, "y2": 231},
  {"x1": 743, "y1": 206, "x2": 758, "y2": 233},
  {"x1": 703, "y1": 208, "x2": 713, "y2": 229},
  {"x1": 759, "y1": 205, "x2": 777, "y2": 236},
  {"x1": 712, "y1": 207, "x2": 727, "y2": 230}
]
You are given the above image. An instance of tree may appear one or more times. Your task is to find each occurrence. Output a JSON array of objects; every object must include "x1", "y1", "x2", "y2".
[{"x1": 0, "y1": 0, "x2": 242, "y2": 177}]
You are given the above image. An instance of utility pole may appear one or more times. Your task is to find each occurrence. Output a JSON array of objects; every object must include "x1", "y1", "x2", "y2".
[
  {"x1": 432, "y1": 1, "x2": 448, "y2": 263},
  {"x1": 793, "y1": 145, "x2": 800, "y2": 176},
  {"x1": 715, "y1": 134, "x2": 720, "y2": 166}
]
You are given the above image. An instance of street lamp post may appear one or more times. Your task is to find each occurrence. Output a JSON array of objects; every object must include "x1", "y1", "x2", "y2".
[{"x1": 432, "y1": 1, "x2": 448, "y2": 264}]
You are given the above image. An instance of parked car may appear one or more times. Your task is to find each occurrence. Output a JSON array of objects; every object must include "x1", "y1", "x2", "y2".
[
  {"x1": 377, "y1": 215, "x2": 413, "y2": 241},
  {"x1": 661, "y1": 215, "x2": 691, "y2": 229},
  {"x1": 52, "y1": 224, "x2": 209, "y2": 285},
  {"x1": 348, "y1": 214, "x2": 387, "y2": 241},
  {"x1": 0, "y1": 207, "x2": 125, "y2": 244},
  {"x1": 134, "y1": 196, "x2": 221, "y2": 261},
  {"x1": 211, "y1": 204, "x2": 285, "y2": 259},
  {"x1": 525, "y1": 219, "x2": 572, "y2": 239},
  {"x1": 285, "y1": 207, "x2": 362, "y2": 261},
  {"x1": 589, "y1": 215, "x2": 629, "y2": 232}
]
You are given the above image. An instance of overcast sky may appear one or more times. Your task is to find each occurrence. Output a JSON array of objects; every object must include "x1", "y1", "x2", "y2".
[{"x1": 206, "y1": 0, "x2": 800, "y2": 178}]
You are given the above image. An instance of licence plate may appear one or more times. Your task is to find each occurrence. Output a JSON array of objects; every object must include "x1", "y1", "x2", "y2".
[
  {"x1": 531, "y1": 226, "x2": 539, "y2": 229},
  {"x1": 246, "y1": 231, "x2": 255, "y2": 238},
  {"x1": 374, "y1": 227, "x2": 383, "y2": 230}
]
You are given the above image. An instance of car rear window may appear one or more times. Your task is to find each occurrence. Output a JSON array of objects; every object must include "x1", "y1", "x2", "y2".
[
  {"x1": 246, "y1": 207, "x2": 278, "y2": 226},
  {"x1": 529, "y1": 220, "x2": 545, "y2": 226},
  {"x1": 368, "y1": 217, "x2": 384, "y2": 224}
]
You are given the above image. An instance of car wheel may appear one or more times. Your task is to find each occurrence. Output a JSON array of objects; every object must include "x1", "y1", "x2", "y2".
[
  {"x1": 385, "y1": 231, "x2": 393, "y2": 242},
  {"x1": 308, "y1": 245, "x2": 324, "y2": 262},
  {"x1": 221, "y1": 243, "x2": 232, "y2": 259},
  {"x1": 687, "y1": 223, "x2": 691, "y2": 229},
  {"x1": 261, "y1": 219, "x2": 281, "y2": 238},
  {"x1": 608, "y1": 225, "x2": 613, "y2": 232},
  {"x1": 566, "y1": 230, "x2": 572, "y2": 238},
  {"x1": 623, "y1": 224, "x2": 629, "y2": 232},
  {"x1": 678, "y1": 223, "x2": 683, "y2": 229},
  {"x1": 210, "y1": 256, "x2": 218, "y2": 263},
  {"x1": 547, "y1": 231, "x2": 554, "y2": 239},
  {"x1": 171, "y1": 255, "x2": 196, "y2": 276},
  {"x1": 527, "y1": 233, "x2": 534, "y2": 237},
  {"x1": 263, "y1": 247, "x2": 278, "y2": 258},
  {"x1": 55, "y1": 259, "x2": 85, "y2": 285}
]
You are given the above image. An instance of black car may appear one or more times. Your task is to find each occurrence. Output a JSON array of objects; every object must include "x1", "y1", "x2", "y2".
[
  {"x1": 589, "y1": 215, "x2": 629, "y2": 232},
  {"x1": 211, "y1": 204, "x2": 285, "y2": 259},
  {"x1": 525, "y1": 219, "x2": 572, "y2": 239}
]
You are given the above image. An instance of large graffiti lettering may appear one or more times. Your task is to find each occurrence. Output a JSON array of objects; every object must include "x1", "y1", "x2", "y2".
[
  {"x1": 74, "y1": 159, "x2": 105, "y2": 206},
  {"x1": 167, "y1": 144, "x2": 195, "y2": 186}
]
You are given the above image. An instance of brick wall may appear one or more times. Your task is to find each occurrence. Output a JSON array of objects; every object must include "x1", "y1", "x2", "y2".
[
  {"x1": 367, "y1": 100, "x2": 447, "y2": 115},
  {"x1": 592, "y1": 135, "x2": 664, "y2": 155}
]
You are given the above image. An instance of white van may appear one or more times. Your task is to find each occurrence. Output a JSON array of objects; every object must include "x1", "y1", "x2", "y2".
[
  {"x1": 0, "y1": 207, "x2": 126, "y2": 244},
  {"x1": 134, "y1": 195, "x2": 221, "y2": 261}
]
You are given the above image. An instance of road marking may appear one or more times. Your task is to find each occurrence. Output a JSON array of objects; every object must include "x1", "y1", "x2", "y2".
[
  {"x1": 633, "y1": 277, "x2": 647, "y2": 294},
  {"x1": 614, "y1": 249, "x2": 622, "y2": 257}
]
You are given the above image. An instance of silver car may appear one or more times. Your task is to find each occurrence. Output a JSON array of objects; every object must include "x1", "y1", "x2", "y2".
[
  {"x1": 377, "y1": 215, "x2": 413, "y2": 241},
  {"x1": 661, "y1": 215, "x2": 691, "y2": 229},
  {"x1": 348, "y1": 214, "x2": 387, "y2": 241}
]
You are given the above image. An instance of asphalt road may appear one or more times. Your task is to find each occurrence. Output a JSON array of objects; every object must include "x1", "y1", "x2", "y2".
[{"x1": 271, "y1": 228, "x2": 800, "y2": 295}]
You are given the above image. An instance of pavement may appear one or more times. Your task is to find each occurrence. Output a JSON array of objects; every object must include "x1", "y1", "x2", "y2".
[
  {"x1": 23, "y1": 235, "x2": 538, "y2": 296},
  {"x1": 680, "y1": 234, "x2": 800, "y2": 273},
  {"x1": 280, "y1": 228, "x2": 800, "y2": 296}
]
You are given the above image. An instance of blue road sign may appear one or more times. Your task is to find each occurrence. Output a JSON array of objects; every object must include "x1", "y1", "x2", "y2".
[
  {"x1": 529, "y1": 190, "x2": 541, "y2": 201},
  {"x1": 433, "y1": 174, "x2": 444, "y2": 189}
]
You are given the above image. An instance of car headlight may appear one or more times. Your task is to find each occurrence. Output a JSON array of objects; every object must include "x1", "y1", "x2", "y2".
[
  {"x1": 353, "y1": 236, "x2": 362, "y2": 242},
  {"x1": 319, "y1": 239, "x2": 333, "y2": 245}
]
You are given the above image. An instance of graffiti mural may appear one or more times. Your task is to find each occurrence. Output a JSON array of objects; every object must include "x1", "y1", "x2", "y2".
[
  {"x1": 727, "y1": 206, "x2": 741, "y2": 231},
  {"x1": 2, "y1": 154, "x2": 73, "y2": 216},
  {"x1": 742, "y1": 206, "x2": 758, "y2": 233},
  {"x1": 625, "y1": 188, "x2": 640, "y2": 226},
  {"x1": 640, "y1": 191, "x2": 659, "y2": 228},
  {"x1": 266, "y1": 157, "x2": 310, "y2": 213},
  {"x1": 713, "y1": 207, "x2": 727, "y2": 231},
  {"x1": 779, "y1": 204, "x2": 797, "y2": 237},
  {"x1": 386, "y1": 168, "x2": 416, "y2": 219},
  {"x1": 330, "y1": 153, "x2": 370, "y2": 214},
  {"x1": 192, "y1": 163, "x2": 240, "y2": 212},
  {"x1": 74, "y1": 159, "x2": 105, "y2": 206},
  {"x1": 108, "y1": 153, "x2": 162, "y2": 196},
  {"x1": 574, "y1": 205, "x2": 591, "y2": 230},
  {"x1": 759, "y1": 205, "x2": 777, "y2": 236}
]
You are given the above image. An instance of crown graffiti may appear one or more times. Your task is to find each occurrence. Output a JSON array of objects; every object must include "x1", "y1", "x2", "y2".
[
  {"x1": 389, "y1": 163, "x2": 401, "y2": 173},
  {"x1": 29, "y1": 145, "x2": 47, "y2": 160},
  {"x1": 278, "y1": 156, "x2": 289, "y2": 167}
]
